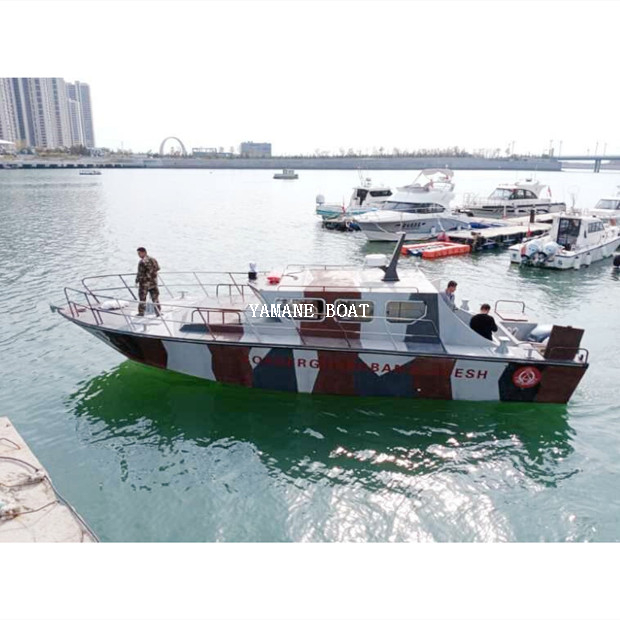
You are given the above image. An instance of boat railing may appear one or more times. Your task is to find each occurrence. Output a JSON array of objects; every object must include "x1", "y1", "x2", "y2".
[
  {"x1": 546, "y1": 346, "x2": 590, "y2": 364},
  {"x1": 274, "y1": 284, "x2": 420, "y2": 293},
  {"x1": 284, "y1": 264, "x2": 359, "y2": 273},
  {"x1": 80, "y1": 271, "x2": 263, "y2": 303},
  {"x1": 494, "y1": 299, "x2": 527, "y2": 321},
  {"x1": 60, "y1": 287, "x2": 440, "y2": 352}
]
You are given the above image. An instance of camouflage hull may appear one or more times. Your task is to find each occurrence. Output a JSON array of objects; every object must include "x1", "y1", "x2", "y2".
[{"x1": 85, "y1": 326, "x2": 586, "y2": 404}]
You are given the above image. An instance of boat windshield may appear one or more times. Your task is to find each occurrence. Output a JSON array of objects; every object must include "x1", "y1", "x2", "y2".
[
  {"x1": 594, "y1": 199, "x2": 620, "y2": 210},
  {"x1": 489, "y1": 188, "x2": 514, "y2": 200}
]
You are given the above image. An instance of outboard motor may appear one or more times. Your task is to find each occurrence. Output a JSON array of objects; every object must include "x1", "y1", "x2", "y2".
[
  {"x1": 543, "y1": 241, "x2": 561, "y2": 257},
  {"x1": 523, "y1": 240, "x2": 540, "y2": 258}
]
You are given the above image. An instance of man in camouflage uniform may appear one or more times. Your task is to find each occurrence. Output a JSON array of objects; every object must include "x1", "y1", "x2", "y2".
[{"x1": 135, "y1": 247, "x2": 161, "y2": 316}]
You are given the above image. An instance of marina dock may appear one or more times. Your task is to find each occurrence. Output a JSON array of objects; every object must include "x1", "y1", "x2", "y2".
[
  {"x1": 0, "y1": 417, "x2": 97, "y2": 542},
  {"x1": 448, "y1": 221, "x2": 552, "y2": 248}
]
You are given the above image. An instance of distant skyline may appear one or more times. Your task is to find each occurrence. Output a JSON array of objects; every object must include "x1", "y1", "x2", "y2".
[{"x1": 6, "y1": 0, "x2": 620, "y2": 156}]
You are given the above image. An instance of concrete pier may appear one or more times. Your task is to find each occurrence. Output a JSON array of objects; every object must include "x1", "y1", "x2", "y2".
[{"x1": 0, "y1": 417, "x2": 97, "y2": 542}]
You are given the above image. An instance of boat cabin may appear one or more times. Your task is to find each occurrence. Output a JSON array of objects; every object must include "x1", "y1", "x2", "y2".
[{"x1": 549, "y1": 214, "x2": 607, "y2": 251}]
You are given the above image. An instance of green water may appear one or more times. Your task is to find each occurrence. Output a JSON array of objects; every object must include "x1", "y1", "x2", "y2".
[{"x1": 1, "y1": 168, "x2": 619, "y2": 541}]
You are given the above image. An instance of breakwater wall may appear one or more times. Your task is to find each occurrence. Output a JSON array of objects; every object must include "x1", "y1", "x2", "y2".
[{"x1": 0, "y1": 155, "x2": 563, "y2": 171}]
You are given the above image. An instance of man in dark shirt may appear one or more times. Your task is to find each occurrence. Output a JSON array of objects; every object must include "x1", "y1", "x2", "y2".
[{"x1": 469, "y1": 303, "x2": 498, "y2": 341}]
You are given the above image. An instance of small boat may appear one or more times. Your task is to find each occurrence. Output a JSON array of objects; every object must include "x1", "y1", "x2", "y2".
[
  {"x1": 54, "y1": 234, "x2": 588, "y2": 404},
  {"x1": 79, "y1": 169, "x2": 102, "y2": 176},
  {"x1": 273, "y1": 168, "x2": 298, "y2": 180},
  {"x1": 353, "y1": 169, "x2": 471, "y2": 241},
  {"x1": 316, "y1": 175, "x2": 392, "y2": 221},
  {"x1": 401, "y1": 241, "x2": 471, "y2": 259},
  {"x1": 459, "y1": 178, "x2": 565, "y2": 218},
  {"x1": 509, "y1": 213, "x2": 620, "y2": 269}
]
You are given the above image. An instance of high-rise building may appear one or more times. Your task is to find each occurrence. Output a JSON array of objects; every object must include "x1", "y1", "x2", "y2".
[
  {"x1": 67, "y1": 81, "x2": 94, "y2": 147},
  {"x1": 0, "y1": 77, "x2": 95, "y2": 149},
  {"x1": 0, "y1": 78, "x2": 18, "y2": 143}
]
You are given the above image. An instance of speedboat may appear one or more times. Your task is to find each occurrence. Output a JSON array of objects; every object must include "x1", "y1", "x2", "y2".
[
  {"x1": 509, "y1": 213, "x2": 620, "y2": 269},
  {"x1": 79, "y1": 169, "x2": 102, "y2": 176},
  {"x1": 352, "y1": 169, "x2": 470, "y2": 241},
  {"x1": 459, "y1": 178, "x2": 565, "y2": 218},
  {"x1": 274, "y1": 168, "x2": 298, "y2": 180},
  {"x1": 53, "y1": 235, "x2": 588, "y2": 404},
  {"x1": 316, "y1": 176, "x2": 392, "y2": 221}
]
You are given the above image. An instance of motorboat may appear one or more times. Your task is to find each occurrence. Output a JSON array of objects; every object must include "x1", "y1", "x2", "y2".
[
  {"x1": 79, "y1": 169, "x2": 102, "y2": 176},
  {"x1": 54, "y1": 235, "x2": 588, "y2": 404},
  {"x1": 590, "y1": 188, "x2": 620, "y2": 222},
  {"x1": 352, "y1": 169, "x2": 470, "y2": 241},
  {"x1": 273, "y1": 168, "x2": 298, "y2": 179},
  {"x1": 316, "y1": 176, "x2": 392, "y2": 221},
  {"x1": 509, "y1": 213, "x2": 620, "y2": 269},
  {"x1": 459, "y1": 178, "x2": 565, "y2": 218}
]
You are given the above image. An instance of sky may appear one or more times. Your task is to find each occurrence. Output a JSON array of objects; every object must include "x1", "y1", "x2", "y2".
[{"x1": 7, "y1": 0, "x2": 620, "y2": 156}]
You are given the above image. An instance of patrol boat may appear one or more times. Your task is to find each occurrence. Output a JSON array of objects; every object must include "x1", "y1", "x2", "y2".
[{"x1": 54, "y1": 235, "x2": 588, "y2": 404}]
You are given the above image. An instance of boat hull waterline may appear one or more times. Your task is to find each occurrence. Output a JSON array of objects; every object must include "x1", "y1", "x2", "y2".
[{"x1": 74, "y1": 321, "x2": 586, "y2": 404}]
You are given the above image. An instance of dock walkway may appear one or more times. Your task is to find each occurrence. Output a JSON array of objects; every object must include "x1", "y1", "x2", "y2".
[
  {"x1": 0, "y1": 417, "x2": 97, "y2": 542},
  {"x1": 449, "y1": 222, "x2": 551, "y2": 248}
]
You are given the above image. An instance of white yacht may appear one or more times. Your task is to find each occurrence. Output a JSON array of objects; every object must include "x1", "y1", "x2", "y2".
[
  {"x1": 509, "y1": 213, "x2": 620, "y2": 269},
  {"x1": 352, "y1": 169, "x2": 470, "y2": 241},
  {"x1": 460, "y1": 178, "x2": 565, "y2": 218},
  {"x1": 591, "y1": 189, "x2": 620, "y2": 221},
  {"x1": 274, "y1": 168, "x2": 298, "y2": 180},
  {"x1": 316, "y1": 176, "x2": 392, "y2": 221}
]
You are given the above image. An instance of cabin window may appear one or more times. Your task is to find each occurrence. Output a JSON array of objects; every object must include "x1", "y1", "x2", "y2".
[
  {"x1": 386, "y1": 300, "x2": 427, "y2": 323},
  {"x1": 523, "y1": 190, "x2": 537, "y2": 199},
  {"x1": 274, "y1": 298, "x2": 325, "y2": 321},
  {"x1": 587, "y1": 221, "x2": 604, "y2": 233},
  {"x1": 369, "y1": 189, "x2": 392, "y2": 198},
  {"x1": 333, "y1": 300, "x2": 374, "y2": 322},
  {"x1": 356, "y1": 189, "x2": 369, "y2": 204},
  {"x1": 384, "y1": 201, "x2": 444, "y2": 213},
  {"x1": 594, "y1": 199, "x2": 620, "y2": 211}
]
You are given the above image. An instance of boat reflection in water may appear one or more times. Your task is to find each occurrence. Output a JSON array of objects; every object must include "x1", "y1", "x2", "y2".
[{"x1": 67, "y1": 361, "x2": 577, "y2": 541}]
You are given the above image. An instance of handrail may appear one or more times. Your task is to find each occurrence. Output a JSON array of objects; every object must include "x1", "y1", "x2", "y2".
[
  {"x1": 274, "y1": 284, "x2": 421, "y2": 293},
  {"x1": 546, "y1": 346, "x2": 589, "y2": 364},
  {"x1": 494, "y1": 299, "x2": 527, "y2": 319}
]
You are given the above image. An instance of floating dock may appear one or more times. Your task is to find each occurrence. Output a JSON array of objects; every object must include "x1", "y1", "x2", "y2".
[
  {"x1": 448, "y1": 222, "x2": 552, "y2": 249},
  {"x1": 0, "y1": 417, "x2": 97, "y2": 542}
]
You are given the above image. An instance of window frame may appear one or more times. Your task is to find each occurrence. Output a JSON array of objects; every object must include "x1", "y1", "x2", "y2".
[{"x1": 385, "y1": 299, "x2": 428, "y2": 324}]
